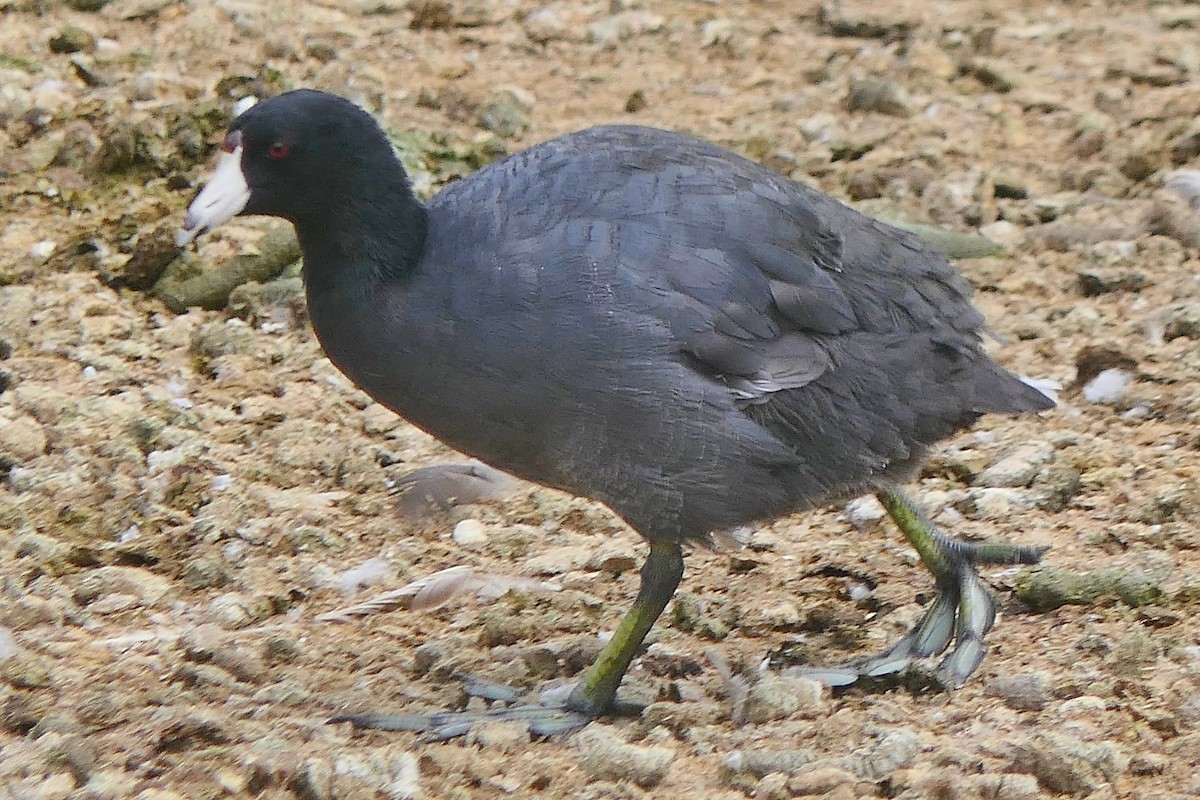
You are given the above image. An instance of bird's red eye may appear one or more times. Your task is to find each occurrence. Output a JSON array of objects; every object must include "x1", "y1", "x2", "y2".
[{"x1": 267, "y1": 142, "x2": 290, "y2": 160}]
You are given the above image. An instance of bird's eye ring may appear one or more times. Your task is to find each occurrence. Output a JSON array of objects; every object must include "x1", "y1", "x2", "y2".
[{"x1": 267, "y1": 142, "x2": 290, "y2": 160}]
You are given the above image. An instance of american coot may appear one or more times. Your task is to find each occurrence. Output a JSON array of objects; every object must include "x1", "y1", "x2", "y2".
[{"x1": 179, "y1": 89, "x2": 1053, "y2": 737}]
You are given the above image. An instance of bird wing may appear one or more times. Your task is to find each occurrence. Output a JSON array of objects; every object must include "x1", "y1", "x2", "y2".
[
  {"x1": 538, "y1": 129, "x2": 985, "y2": 409},
  {"x1": 429, "y1": 125, "x2": 990, "y2": 447}
]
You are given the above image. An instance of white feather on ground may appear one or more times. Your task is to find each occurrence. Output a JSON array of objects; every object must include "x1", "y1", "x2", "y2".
[
  {"x1": 317, "y1": 565, "x2": 561, "y2": 622},
  {"x1": 393, "y1": 462, "x2": 520, "y2": 518},
  {"x1": 705, "y1": 646, "x2": 750, "y2": 725},
  {"x1": 337, "y1": 557, "x2": 393, "y2": 595}
]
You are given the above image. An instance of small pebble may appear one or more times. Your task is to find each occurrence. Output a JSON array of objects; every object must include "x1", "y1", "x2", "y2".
[
  {"x1": 979, "y1": 220, "x2": 1024, "y2": 250},
  {"x1": 0, "y1": 416, "x2": 47, "y2": 462},
  {"x1": 181, "y1": 556, "x2": 229, "y2": 590},
  {"x1": 35, "y1": 773, "x2": 75, "y2": 799},
  {"x1": 29, "y1": 241, "x2": 56, "y2": 262},
  {"x1": 49, "y1": 26, "x2": 96, "y2": 54},
  {"x1": 214, "y1": 768, "x2": 246, "y2": 794},
  {"x1": 987, "y1": 671, "x2": 1050, "y2": 711},
  {"x1": 234, "y1": 96, "x2": 259, "y2": 116},
  {"x1": 479, "y1": 88, "x2": 533, "y2": 139},
  {"x1": 1119, "y1": 404, "x2": 1151, "y2": 420},
  {"x1": 48, "y1": 733, "x2": 98, "y2": 785},
  {"x1": 575, "y1": 723, "x2": 675, "y2": 788},
  {"x1": 1009, "y1": 732, "x2": 1128, "y2": 795},
  {"x1": 847, "y1": 581, "x2": 872, "y2": 601},
  {"x1": 963, "y1": 487, "x2": 1030, "y2": 519},
  {"x1": 465, "y1": 719, "x2": 530, "y2": 752},
  {"x1": 452, "y1": 519, "x2": 489, "y2": 546},
  {"x1": 262, "y1": 635, "x2": 302, "y2": 665},
  {"x1": 72, "y1": 565, "x2": 172, "y2": 608},
  {"x1": 992, "y1": 173, "x2": 1030, "y2": 199},
  {"x1": 75, "y1": 691, "x2": 128, "y2": 730},
  {"x1": 289, "y1": 758, "x2": 332, "y2": 800},
  {"x1": 1163, "y1": 301, "x2": 1200, "y2": 341},
  {"x1": 743, "y1": 674, "x2": 828, "y2": 723},
  {"x1": 1129, "y1": 752, "x2": 1167, "y2": 775},
  {"x1": 975, "y1": 442, "x2": 1053, "y2": 488},
  {"x1": 2, "y1": 689, "x2": 52, "y2": 733},
  {"x1": 758, "y1": 601, "x2": 801, "y2": 628},
  {"x1": 641, "y1": 700, "x2": 721, "y2": 732},
  {"x1": 964, "y1": 58, "x2": 1018, "y2": 91},
  {"x1": 132, "y1": 72, "x2": 159, "y2": 101},
  {"x1": 1034, "y1": 463, "x2": 1082, "y2": 512},
  {"x1": 844, "y1": 77, "x2": 911, "y2": 117},
  {"x1": 726, "y1": 748, "x2": 814, "y2": 778},
  {"x1": 817, "y1": 3, "x2": 915, "y2": 38},
  {"x1": 753, "y1": 772, "x2": 790, "y2": 800},
  {"x1": 208, "y1": 593, "x2": 268, "y2": 629},
  {"x1": 844, "y1": 727, "x2": 920, "y2": 779},
  {"x1": 1075, "y1": 265, "x2": 1146, "y2": 296},
  {"x1": 586, "y1": 546, "x2": 637, "y2": 573},
  {"x1": 105, "y1": 0, "x2": 175, "y2": 21},
  {"x1": 523, "y1": 6, "x2": 574, "y2": 43},
  {"x1": 154, "y1": 710, "x2": 230, "y2": 752},
  {"x1": 953, "y1": 773, "x2": 1041, "y2": 800},
  {"x1": 787, "y1": 765, "x2": 856, "y2": 796},
  {"x1": 251, "y1": 680, "x2": 310, "y2": 706},
  {"x1": 845, "y1": 495, "x2": 885, "y2": 530},
  {"x1": 327, "y1": 750, "x2": 419, "y2": 800},
  {"x1": 587, "y1": 10, "x2": 664, "y2": 46}
]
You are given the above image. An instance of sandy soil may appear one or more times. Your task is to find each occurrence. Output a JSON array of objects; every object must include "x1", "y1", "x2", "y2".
[{"x1": 2, "y1": 0, "x2": 1200, "y2": 798}]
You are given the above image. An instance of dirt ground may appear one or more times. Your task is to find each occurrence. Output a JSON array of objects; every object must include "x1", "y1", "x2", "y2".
[{"x1": 2, "y1": 0, "x2": 1200, "y2": 798}]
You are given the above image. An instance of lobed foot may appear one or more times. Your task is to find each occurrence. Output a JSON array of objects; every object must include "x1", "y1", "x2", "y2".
[
  {"x1": 799, "y1": 488, "x2": 1047, "y2": 690},
  {"x1": 809, "y1": 563, "x2": 998, "y2": 688},
  {"x1": 329, "y1": 676, "x2": 643, "y2": 741},
  {"x1": 331, "y1": 705, "x2": 594, "y2": 740}
]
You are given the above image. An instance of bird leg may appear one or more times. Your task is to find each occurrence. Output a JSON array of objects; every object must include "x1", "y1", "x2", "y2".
[
  {"x1": 331, "y1": 539, "x2": 685, "y2": 740},
  {"x1": 801, "y1": 486, "x2": 1045, "y2": 689}
]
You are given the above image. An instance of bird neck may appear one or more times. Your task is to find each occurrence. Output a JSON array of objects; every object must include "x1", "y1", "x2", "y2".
[{"x1": 295, "y1": 175, "x2": 429, "y2": 298}]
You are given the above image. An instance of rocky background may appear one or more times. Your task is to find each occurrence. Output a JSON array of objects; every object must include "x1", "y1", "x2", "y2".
[{"x1": 2, "y1": 0, "x2": 1200, "y2": 798}]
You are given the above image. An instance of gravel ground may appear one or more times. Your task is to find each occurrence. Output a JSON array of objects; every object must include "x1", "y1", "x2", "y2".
[{"x1": 2, "y1": 1, "x2": 1200, "y2": 798}]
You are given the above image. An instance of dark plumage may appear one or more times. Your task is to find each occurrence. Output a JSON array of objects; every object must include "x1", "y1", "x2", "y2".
[{"x1": 180, "y1": 89, "x2": 1053, "y2": 736}]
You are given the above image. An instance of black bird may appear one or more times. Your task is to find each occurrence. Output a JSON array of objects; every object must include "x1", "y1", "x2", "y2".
[{"x1": 179, "y1": 89, "x2": 1053, "y2": 737}]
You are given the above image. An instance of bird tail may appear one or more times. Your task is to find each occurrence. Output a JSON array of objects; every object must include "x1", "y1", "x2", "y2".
[{"x1": 970, "y1": 364, "x2": 1057, "y2": 416}]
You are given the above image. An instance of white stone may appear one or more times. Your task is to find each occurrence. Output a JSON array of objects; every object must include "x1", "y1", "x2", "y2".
[
  {"x1": 1082, "y1": 368, "x2": 1132, "y2": 405},
  {"x1": 452, "y1": 519, "x2": 489, "y2": 547},
  {"x1": 845, "y1": 495, "x2": 886, "y2": 530}
]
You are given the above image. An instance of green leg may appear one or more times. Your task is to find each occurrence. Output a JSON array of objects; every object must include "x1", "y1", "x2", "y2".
[
  {"x1": 567, "y1": 539, "x2": 685, "y2": 715},
  {"x1": 877, "y1": 487, "x2": 1046, "y2": 573}
]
